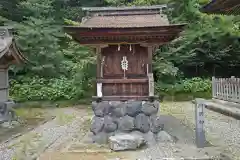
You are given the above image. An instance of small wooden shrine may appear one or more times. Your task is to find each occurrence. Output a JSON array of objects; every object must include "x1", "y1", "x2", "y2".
[
  {"x1": 201, "y1": 0, "x2": 240, "y2": 15},
  {"x1": 64, "y1": 5, "x2": 185, "y2": 102}
]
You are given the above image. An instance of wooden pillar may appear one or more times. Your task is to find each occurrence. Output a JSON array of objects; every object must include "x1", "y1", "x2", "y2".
[
  {"x1": 147, "y1": 46, "x2": 153, "y2": 74},
  {"x1": 96, "y1": 47, "x2": 102, "y2": 79},
  {"x1": 94, "y1": 45, "x2": 108, "y2": 98},
  {"x1": 141, "y1": 44, "x2": 157, "y2": 97},
  {"x1": 140, "y1": 43, "x2": 159, "y2": 74},
  {"x1": 147, "y1": 46, "x2": 154, "y2": 97}
]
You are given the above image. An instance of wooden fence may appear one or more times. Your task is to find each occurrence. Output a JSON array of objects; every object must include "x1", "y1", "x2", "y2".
[{"x1": 212, "y1": 76, "x2": 240, "y2": 103}]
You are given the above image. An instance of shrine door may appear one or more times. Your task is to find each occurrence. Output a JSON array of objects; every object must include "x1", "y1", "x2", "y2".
[{"x1": 101, "y1": 44, "x2": 149, "y2": 97}]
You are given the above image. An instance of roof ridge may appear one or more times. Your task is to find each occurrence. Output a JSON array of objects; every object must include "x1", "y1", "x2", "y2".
[
  {"x1": 92, "y1": 11, "x2": 165, "y2": 17},
  {"x1": 82, "y1": 5, "x2": 167, "y2": 12}
]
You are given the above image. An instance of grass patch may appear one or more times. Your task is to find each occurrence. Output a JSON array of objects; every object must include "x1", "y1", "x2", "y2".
[
  {"x1": 14, "y1": 108, "x2": 46, "y2": 120},
  {"x1": 15, "y1": 99, "x2": 92, "y2": 109},
  {"x1": 161, "y1": 92, "x2": 211, "y2": 102},
  {"x1": 55, "y1": 111, "x2": 76, "y2": 125}
]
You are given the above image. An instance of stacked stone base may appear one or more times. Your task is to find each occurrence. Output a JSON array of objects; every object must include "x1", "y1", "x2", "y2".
[{"x1": 90, "y1": 100, "x2": 163, "y2": 144}]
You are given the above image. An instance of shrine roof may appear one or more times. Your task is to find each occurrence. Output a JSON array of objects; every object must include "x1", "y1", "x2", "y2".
[
  {"x1": 65, "y1": 5, "x2": 185, "y2": 29},
  {"x1": 0, "y1": 27, "x2": 27, "y2": 65},
  {"x1": 64, "y1": 6, "x2": 186, "y2": 45},
  {"x1": 80, "y1": 14, "x2": 170, "y2": 28},
  {"x1": 201, "y1": 0, "x2": 240, "y2": 15}
]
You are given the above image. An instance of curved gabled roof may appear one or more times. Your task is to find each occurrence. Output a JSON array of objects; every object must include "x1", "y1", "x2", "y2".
[
  {"x1": 64, "y1": 6, "x2": 186, "y2": 45},
  {"x1": 0, "y1": 27, "x2": 27, "y2": 67},
  {"x1": 201, "y1": 0, "x2": 240, "y2": 15}
]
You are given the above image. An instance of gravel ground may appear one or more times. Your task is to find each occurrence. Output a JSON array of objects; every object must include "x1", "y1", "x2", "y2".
[
  {"x1": 161, "y1": 101, "x2": 240, "y2": 160},
  {"x1": 0, "y1": 107, "x2": 91, "y2": 160},
  {"x1": 1, "y1": 102, "x2": 239, "y2": 160}
]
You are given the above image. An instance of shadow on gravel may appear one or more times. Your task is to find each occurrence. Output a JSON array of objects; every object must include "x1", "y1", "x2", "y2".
[{"x1": 160, "y1": 114, "x2": 212, "y2": 147}]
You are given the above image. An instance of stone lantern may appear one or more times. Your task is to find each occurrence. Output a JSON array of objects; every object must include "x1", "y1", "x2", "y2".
[{"x1": 0, "y1": 27, "x2": 27, "y2": 123}]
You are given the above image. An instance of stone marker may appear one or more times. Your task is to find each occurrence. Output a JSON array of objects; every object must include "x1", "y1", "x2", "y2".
[
  {"x1": 109, "y1": 133, "x2": 146, "y2": 151},
  {"x1": 195, "y1": 98, "x2": 206, "y2": 148}
]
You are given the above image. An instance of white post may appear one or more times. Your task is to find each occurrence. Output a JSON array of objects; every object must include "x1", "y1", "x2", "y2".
[
  {"x1": 148, "y1": 73, "x2": 154, "y2": 97},
  {"x1": 237, "y1": 78, "x2": 240, "y2": 103},
  {"x1": 97, "y1": 83, "x2": 102, "y2": 97},
  {"x1": 212, "y1": 77, "x2": 215, "y2": 98}
]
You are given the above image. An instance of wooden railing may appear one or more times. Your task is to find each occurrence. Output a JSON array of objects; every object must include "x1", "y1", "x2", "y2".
[{"x1": 212, "y1": 76, "x2": 240, "y2": 103}]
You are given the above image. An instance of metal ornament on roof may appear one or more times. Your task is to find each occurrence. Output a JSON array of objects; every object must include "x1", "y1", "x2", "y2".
[{"x1": 121, "y1": 56, "x2": 128, "y2": 79}]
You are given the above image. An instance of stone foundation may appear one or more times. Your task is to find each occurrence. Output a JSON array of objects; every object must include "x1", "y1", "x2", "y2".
[
  {"x1": 0, "y1": 101, "x2": 16, "y2": 123},
  {"x1": 90, "y1": 100, "x2": 163, "y2": 144}
]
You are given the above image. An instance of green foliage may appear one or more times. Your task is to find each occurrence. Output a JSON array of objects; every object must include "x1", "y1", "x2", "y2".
[
  {"x1": 156, "y1": 77, "x2": 212, "y2": 96},
  {"x1": 1, "y1": 0, "x2": 239, "y2": 103},
  {"x1": 10, "y1": 76, "x2": 83, "y2": 102},
  {"x1": 14, "y1": 17, "x2": 66, "y2": 77}
]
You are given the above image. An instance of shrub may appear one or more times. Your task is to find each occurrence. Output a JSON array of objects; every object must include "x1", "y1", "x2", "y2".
[
  {"x1": 156, "y1": 77, "x2": 212, "y2": 99},
  {"x1": 9, "y1": 76, "x2": 87, "y2": 102}
]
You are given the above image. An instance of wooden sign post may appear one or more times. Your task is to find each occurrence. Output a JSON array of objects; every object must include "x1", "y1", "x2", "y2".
[{"x1": 195, "y1": 98, "x2": 206, "y2": 148}]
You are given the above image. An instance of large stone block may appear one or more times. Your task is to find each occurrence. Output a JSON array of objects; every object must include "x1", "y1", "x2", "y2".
[
  {"x1": 92, "y1": 101, "x2": 98, "y2": 111},
  {"x1": 143, "y1": 131, "x2": 157, "y2": 146},
  {"x1": 90, "y1": 116, "x2": 104, "y2": 135},
  {"x1": 103, "y1": 116, "x2": 118, "y2": 133},
  {"x1": 93, "y1": 101, "x2": 111, "y2": 117},
  {"x1": 110, "y1": 102, "x2": 127, "y2": 117},
  {"x1": 118, "y1": 115, "x2": 134, "y2": 132},
  {"x1": 92, "y1": 132, "x2": 114, "y2": 144},
  {"x1": 150, "y1": 115, "x2": 164, "y2": 133},
  {"x1": 109, "y1": 101, "x2": 122, "y2": 107},
  {"x1": 126, "y1": 101, "x2": 142, "y2": 117},
  {"x1": 134, "y1": 113, "x2": 150, "y2": 133},
  {"x1": 109, "y1": 133, "x2": 146, "y2": 151},
  {"x1": 141, "y1": 101, "x2": 159, "y2": 116}
]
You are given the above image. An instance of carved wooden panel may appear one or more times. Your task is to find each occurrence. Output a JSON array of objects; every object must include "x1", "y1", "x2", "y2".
[
  {"x1": 102, "y1": 83, "x2": 148, "y2": 96},
  {"x1": 102, "y1": 44, "x2": 148, "y2": 79},
  {"x1": 100, "y1": 44, "x2": 149, "y2": 97}
]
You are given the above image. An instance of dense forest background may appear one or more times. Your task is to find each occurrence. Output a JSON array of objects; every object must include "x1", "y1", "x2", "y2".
[{"x1": 0, "y1": 0, "x2": 239, "y2": 102}]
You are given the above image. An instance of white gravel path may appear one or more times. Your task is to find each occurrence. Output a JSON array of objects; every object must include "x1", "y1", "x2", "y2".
[
  {"x1": 161, "y1": 101, "x2": 240, "y2": 160},
  {"x1": 0, "y1": 108, "x2": 91, "y2": 160}
]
